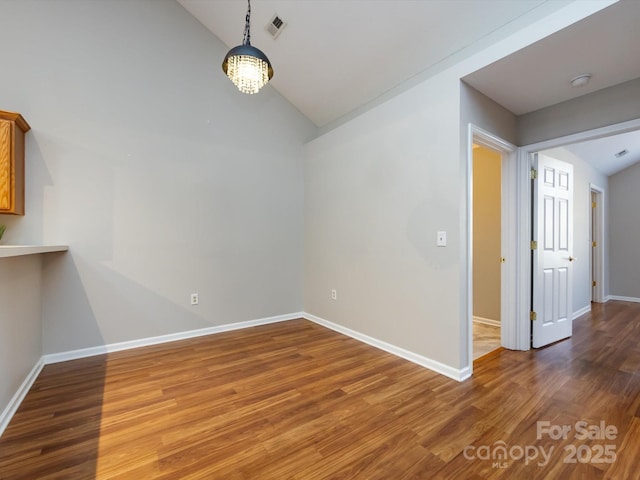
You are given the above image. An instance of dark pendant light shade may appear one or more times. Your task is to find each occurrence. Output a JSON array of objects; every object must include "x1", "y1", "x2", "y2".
[{"x1": 222, "y1": 0, "x2": 274, "y2": 94}]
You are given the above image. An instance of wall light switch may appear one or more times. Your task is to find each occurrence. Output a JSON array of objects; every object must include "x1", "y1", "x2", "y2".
[{"x1": 437, "y1": 231, "x2": 447, "y2": 247}]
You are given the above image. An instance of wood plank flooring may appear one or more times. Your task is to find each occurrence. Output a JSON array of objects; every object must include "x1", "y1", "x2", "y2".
[{"x1": 1, "y1": 301, "x2": 639, "y2": 479}]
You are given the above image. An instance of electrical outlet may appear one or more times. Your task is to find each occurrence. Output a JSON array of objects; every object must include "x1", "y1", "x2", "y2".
[
  {"x1": 190, "y1": 293, "x2": 199, "y2": 305},
  {"x1": 331, "y1": 289, "x2": 337, "y2": 300}
]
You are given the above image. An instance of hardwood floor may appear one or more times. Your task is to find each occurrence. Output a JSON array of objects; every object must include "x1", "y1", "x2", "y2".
[{"x1": 1, "y1": 301, "x2": 639, "y2": 479}]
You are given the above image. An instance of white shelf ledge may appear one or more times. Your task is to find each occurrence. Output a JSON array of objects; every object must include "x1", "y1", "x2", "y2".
[{"x1": 0, "y1": 245, "x2": 69, "y2": 258}]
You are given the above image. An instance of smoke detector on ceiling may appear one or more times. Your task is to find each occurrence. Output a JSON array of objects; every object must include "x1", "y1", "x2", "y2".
[
  {"x1": 570, "y1": 74, "x2": 592, "y2": 88},
  {"x1": 266, "y1": 14, "x2": 287, "y2": 39}
]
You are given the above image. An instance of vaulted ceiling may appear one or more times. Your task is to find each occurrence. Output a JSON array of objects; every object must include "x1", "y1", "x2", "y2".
[
  {"x1": 178, "y1": 0, "x2": 640, "y2": 175},
  {"x1": 178, "y1": 0, "x2": 560, "y2": 127}
]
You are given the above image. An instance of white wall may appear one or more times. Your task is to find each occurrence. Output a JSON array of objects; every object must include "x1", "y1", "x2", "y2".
[
  {"x1": 609, "y1": 161, "x2": 640, "y2": 299},
  {"x1": 0, "y1": 256, "x2": 43, "y2": 424},
  {"x1": 0, "y1": 0, "x2": 315, "y2": 354},
  {"x1": 539, "y1": 147, "x2": 609, "y2": 312}
]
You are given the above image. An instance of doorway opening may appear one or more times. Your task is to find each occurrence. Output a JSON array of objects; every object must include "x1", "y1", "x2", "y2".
[
  {"x1": 467, "y1": 124, "x2": 519, "y2": 374},
  {"x1": 590, "y1": 185, "x2": 605, "y2": 303},
  {"x1": 472, "y1": 144, "x2": 502, "y2": 359},
  {"x1": 514, "y1": 118, "x2": 640, "y2": 349}
]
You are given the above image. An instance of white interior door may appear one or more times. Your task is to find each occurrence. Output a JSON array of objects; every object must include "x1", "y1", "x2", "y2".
[{"x1": 532, "y1": 154, "x2": 574, "y2": 348}]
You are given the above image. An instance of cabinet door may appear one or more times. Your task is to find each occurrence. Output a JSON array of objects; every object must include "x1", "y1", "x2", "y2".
[{"x1": 0, "y1": 119, "x2": 13, "y2": 211}]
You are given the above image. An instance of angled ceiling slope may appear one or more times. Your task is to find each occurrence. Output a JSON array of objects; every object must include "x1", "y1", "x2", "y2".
[
  {"x1": 179, "y1": 1, "x2": 640, "y2": 175},
  {"x1": 178, "y1": 0, "x2": 555, "y2": 127}
]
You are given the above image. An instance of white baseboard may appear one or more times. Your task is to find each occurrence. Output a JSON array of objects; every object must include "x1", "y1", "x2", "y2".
[
  {"x1": 303, "y1": 312, "x2": 469, "y2": 382},
  {"x1": 572, "y1": 304, "x2": 592, "y2": 320},
  {"x1": 0, "y1": 358, "x2": 44, "y2": 438},
  {"x1": 604, "y1": 295, "x2": 612, "y2": 303},
  {"x1": 1, "y1": 312, "x2": 303, "y2": 439},
  {"x1": 42, "y1": 312, "x2": 303, "y2": 365},
  {"x1": 608, "y1": 295, "x2": 640, "y2": 303},
  {"x1": 472, "y1": 316, "x2": 500, "y2": 327}
]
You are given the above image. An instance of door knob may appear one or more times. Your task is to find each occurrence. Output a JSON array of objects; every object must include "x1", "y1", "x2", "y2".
[
  {"x1": 569, "y1": 256, "x2": 576, "y2": 262},
  {"x1": 500, "y1": 257, "x2": 506, "y2": 263}
]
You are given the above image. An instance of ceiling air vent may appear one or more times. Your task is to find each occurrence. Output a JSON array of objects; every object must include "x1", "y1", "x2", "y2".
[
  {"x1": 614, "y1": 149, "x2": 629, "y2": 158},
  {"x1": 266, "y1": 14, "x2": 286, "y2": 39}
]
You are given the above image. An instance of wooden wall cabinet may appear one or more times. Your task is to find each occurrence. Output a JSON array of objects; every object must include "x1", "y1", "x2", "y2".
[{"x1": 0, "y1": 110, "x2": 30, "y2": 215}]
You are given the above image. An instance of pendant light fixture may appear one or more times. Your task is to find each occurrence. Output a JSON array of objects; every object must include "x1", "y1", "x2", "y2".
[{"x1": 222, "y1": 0, "x2": 273, "y2": 94}]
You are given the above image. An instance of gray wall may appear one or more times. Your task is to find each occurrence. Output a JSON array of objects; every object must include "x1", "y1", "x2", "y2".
[
  {"x1": 0, "y1": 256, "x2": 43, "y2": 425},
  {"x1": 539, "y1": 147, "x2": 609, "y2": 312},
  {"x1": 461, "y1": 82, "x2": 516, "y2": 342},
  {"x1": 460, "y1": 83, "x2": 517, "y2": 145},
  {"x1": 0, "y1": 0, "x2": 608, "y2": 398},
  {"x1": 303, "y1": 76, "x2": 518, "y2": 372},
  {"x1": 304, "y1": 75, "x2": 464, "y2": 370},
  {"x1": 609, "y1": 161, "x2": 640, "y2": 299},
  {"x1": 0, "y1": 0, "x2": 315, "y2": 354},
  {"x1": 517, "y1": 78, "x2": 640, "y2": 146}
]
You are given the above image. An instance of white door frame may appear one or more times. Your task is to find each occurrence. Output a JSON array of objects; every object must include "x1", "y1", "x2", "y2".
[
  {"x1": 516, "y1": 118, "x2": 640, "y2": 349},
  {"x1": 467, "y1": 124, "x2": 518, "y2": 372},
  {"x1": 590, "y1": 184, "x2": 606, "y2": 303}
]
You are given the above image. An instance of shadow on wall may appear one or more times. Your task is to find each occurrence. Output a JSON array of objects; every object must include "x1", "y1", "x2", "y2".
[
  {"x1": 0, "y1": 246, "x2": 220, "y2": 475},
  {"x1": 0, "y1": 252, "x2": 105, "y2": 477},
  {"x1": 42, "y1": 252, "x2": 105, "y2": 355},
  {"x1": 0, "y1": 237, "x2": 227, "y2": 477},
  {"x1": 41, "y1": 251, "x2": 217, "y2": 355},
  {"x1": 0, "y1": 131, "x2": 53, "y2": 245}
]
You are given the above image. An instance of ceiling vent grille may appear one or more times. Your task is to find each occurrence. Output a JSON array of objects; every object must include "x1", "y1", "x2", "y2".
[
  {"x1": 266, "y1": 14, "x2": 286, "y2": 39},
  {"x1": 615, "y1": 149, "x2": 629, "y2": 158}
]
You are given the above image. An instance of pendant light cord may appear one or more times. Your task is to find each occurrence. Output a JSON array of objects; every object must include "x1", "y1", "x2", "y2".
[{"x1": 242, "y1": 0, "x2": 252, "y2": 46}]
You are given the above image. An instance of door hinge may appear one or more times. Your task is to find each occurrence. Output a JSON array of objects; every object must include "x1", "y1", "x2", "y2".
[
  {"x1": 592, "y1": 241, "x2": 597, "y2": 247},
  {"x1": 592, "y1": 201, "x2": 597, "y2": 208},
  {"x1": 592, "y1": 280, "x2": 597, "y2": 287},
  {"x1": 531, "y1": 240, "x2": 538, "y2": 250},
  {"x1": 531, "y1": 168, "x2": 538, "y2": 180},
  {"x1": 530, "y1": 311, "x2": 537, "y2": 321}
]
